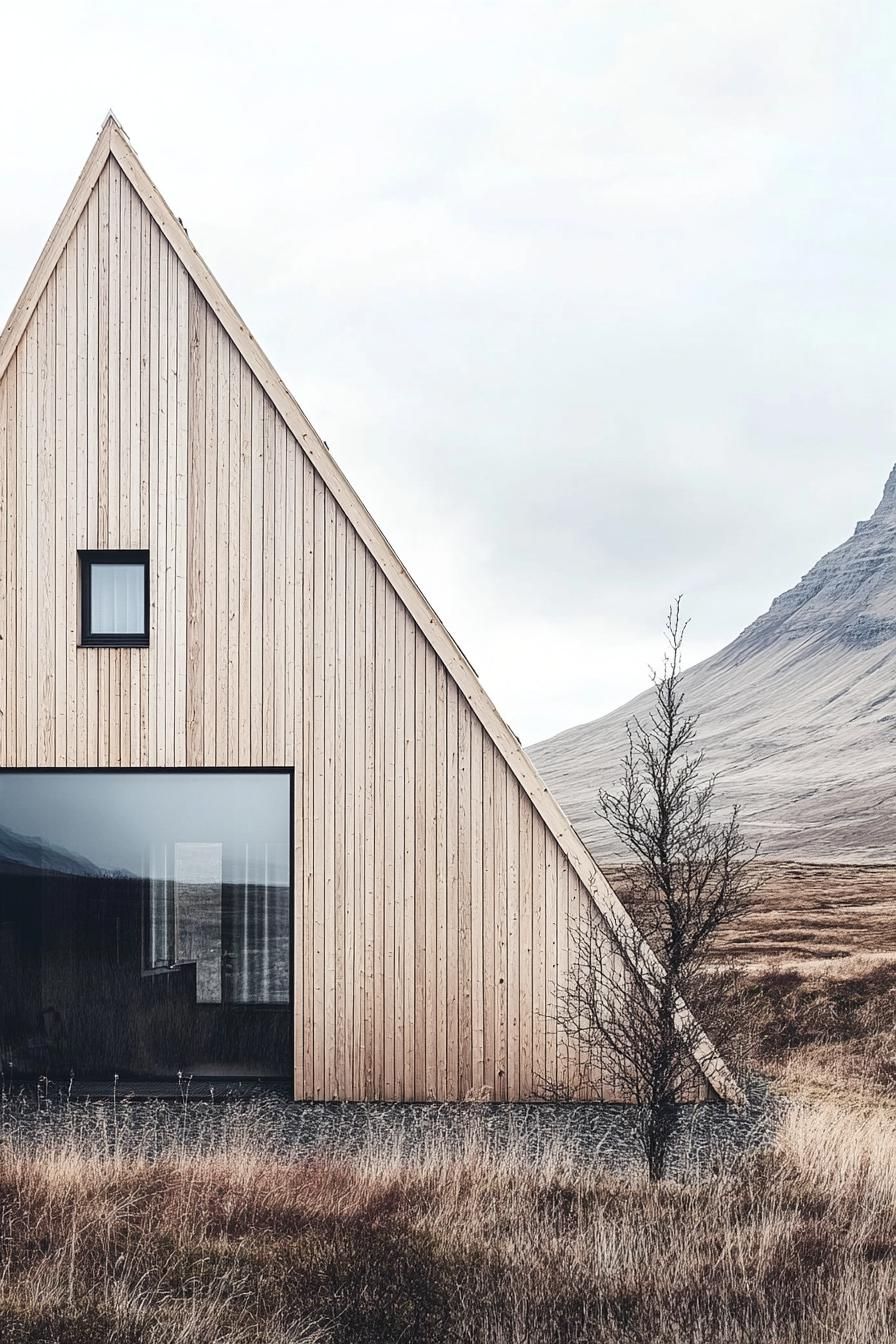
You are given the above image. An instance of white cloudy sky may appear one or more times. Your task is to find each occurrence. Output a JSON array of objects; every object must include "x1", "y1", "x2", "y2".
[{"x1": 1, "y1": 2, "x2": 894, "y2": 743}]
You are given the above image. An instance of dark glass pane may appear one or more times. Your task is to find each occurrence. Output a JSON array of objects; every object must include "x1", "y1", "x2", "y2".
[{"x1": 0, "y1": 772, "x2": 291, "y2": 1082}]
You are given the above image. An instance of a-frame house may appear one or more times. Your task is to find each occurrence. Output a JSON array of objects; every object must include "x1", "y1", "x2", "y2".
[{"x1": 0, "y1": 116, "x2": 739, "y2": 1103}]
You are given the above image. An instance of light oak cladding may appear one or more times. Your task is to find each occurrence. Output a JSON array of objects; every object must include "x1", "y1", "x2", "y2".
[{"x1": 0, "y1": 129, "x2": 719, "y2": 1103}]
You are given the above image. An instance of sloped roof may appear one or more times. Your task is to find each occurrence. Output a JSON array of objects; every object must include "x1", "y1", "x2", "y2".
[{"x1": 0, "y1": 114, "x2": 743, "y2": 1104}]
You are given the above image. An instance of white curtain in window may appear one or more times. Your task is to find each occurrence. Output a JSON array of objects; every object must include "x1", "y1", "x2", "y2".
[
  {"x1": 147, "y1": 842, "x2": 172, "y2": 969},
  {"x1": 91, "y1": 563, "x2": 144, "y2": 634}
]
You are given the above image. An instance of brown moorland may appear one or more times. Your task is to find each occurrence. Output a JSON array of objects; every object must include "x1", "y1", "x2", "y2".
[
  {"x1": 722, "y1": 862, "x2": 896, "y2": 963},
  {"x1": 605, "y1": 861, "x2": 896, "y2": 963}
]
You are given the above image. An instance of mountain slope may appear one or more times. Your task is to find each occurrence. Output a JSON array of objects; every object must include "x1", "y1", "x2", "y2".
[
  {"x1": 530, "y1": 466, "x2": 896, "y2": 862},
  {"x1": 0, "y1": 822, "x2": 114, "y2": 879}
]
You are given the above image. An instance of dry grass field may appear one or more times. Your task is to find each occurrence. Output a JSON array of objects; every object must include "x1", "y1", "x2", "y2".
[
  {"x1": 604, "y1": 861, "x2": 896, "y2": 964},
  {"x1": 723, "y1": 862, "x2": 896, "y2": 963},
  {"x1": 724, "y1": 862, "x2": 896, "y2": 1110},
  {"x1": 1, "y1": 863, "x2": 895, "y2": 1343}
]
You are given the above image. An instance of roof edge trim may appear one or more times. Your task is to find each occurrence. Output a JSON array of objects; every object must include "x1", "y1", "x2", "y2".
[{"x1": 0, "y1": 117, "x2": 115, "y2": 380}]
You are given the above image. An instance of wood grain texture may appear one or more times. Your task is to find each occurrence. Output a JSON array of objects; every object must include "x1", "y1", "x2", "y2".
[{"x1": 0, "y1": 128, "x2": 728, "y2": 1104}]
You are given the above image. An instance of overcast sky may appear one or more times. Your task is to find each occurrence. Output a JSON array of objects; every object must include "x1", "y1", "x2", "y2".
[{"x1": 1, "y1": 2, "x2": 894, "y2": 743}]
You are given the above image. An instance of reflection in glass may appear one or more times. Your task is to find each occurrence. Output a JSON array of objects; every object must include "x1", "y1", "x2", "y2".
[
  {"x1": 0, "y1": 772, "x2": 291, "y2": 1081},
  {"x1": 173, "y1": 842, "x2": 223, "y2": 1004}
]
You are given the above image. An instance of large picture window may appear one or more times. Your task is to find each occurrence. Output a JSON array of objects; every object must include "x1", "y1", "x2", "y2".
[
  {"x1": 80, "y1": 550, "x2": 150, "y2": 646},
  {"x1": 0, "y1": 771, "x2": 292, "y2": 1082}
]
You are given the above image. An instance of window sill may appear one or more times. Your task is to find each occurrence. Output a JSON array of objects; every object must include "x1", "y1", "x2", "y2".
[{"x1": 78, "y1": 638, "x2": 150, "y2": 649}]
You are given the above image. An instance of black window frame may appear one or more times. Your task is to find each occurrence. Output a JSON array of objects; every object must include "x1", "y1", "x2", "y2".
[
  {"x1": 0, "y1": 765, "x2": 295, "y2": 1085},
  {"x1": 79, "y1": 549, "x2": 150, "y2": 648}
]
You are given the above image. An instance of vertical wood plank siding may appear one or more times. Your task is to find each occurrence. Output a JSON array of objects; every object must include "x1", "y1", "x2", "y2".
[{"x1": 0, "y1": 161, "x2": 709, "y2": 1103}]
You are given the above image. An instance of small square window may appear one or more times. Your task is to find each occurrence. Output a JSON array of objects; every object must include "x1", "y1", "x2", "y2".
[{"x1": 80, "y1": 550, "x2": 149, "y2": 647}]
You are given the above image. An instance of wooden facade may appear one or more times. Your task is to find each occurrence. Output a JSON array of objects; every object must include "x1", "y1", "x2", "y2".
[{"x1": 0, "y1": 117, "x2": 738, "y2": 1103}]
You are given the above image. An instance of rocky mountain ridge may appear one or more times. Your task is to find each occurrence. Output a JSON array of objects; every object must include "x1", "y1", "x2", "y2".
[{"x1": 530, "y1": 466, "x2": 896, "y2": 863}]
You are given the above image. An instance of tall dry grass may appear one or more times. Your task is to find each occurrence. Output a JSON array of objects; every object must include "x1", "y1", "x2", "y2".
[
  {"x1": 741, "y1": 951, "x2": 896, "y2": 1104},
  {"x1": 1, "y1": 954, "x2": 895, "y2": 1342},
  {"x1": 1, "y1": 1088, "x2": 894, "y2": 1341}
]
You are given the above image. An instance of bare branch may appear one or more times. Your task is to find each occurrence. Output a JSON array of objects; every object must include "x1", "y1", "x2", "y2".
[{"x1": 550, "y1": 600, "x2": 758, "y2": 1180}]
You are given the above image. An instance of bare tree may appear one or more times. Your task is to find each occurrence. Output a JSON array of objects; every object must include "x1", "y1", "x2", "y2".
[{"x1": 553, "y1": 600, "x2": 758, "y2": 1180}]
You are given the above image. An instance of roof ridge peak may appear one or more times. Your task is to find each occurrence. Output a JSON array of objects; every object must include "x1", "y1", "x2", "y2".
[{"x1": 101, "y1": 110, "x2": 128, "y2": 137}]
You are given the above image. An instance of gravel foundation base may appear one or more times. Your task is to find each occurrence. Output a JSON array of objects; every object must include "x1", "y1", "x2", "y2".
[{"x1": 1, "y1": 1077, "x2": 778, "y2": 1177}]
